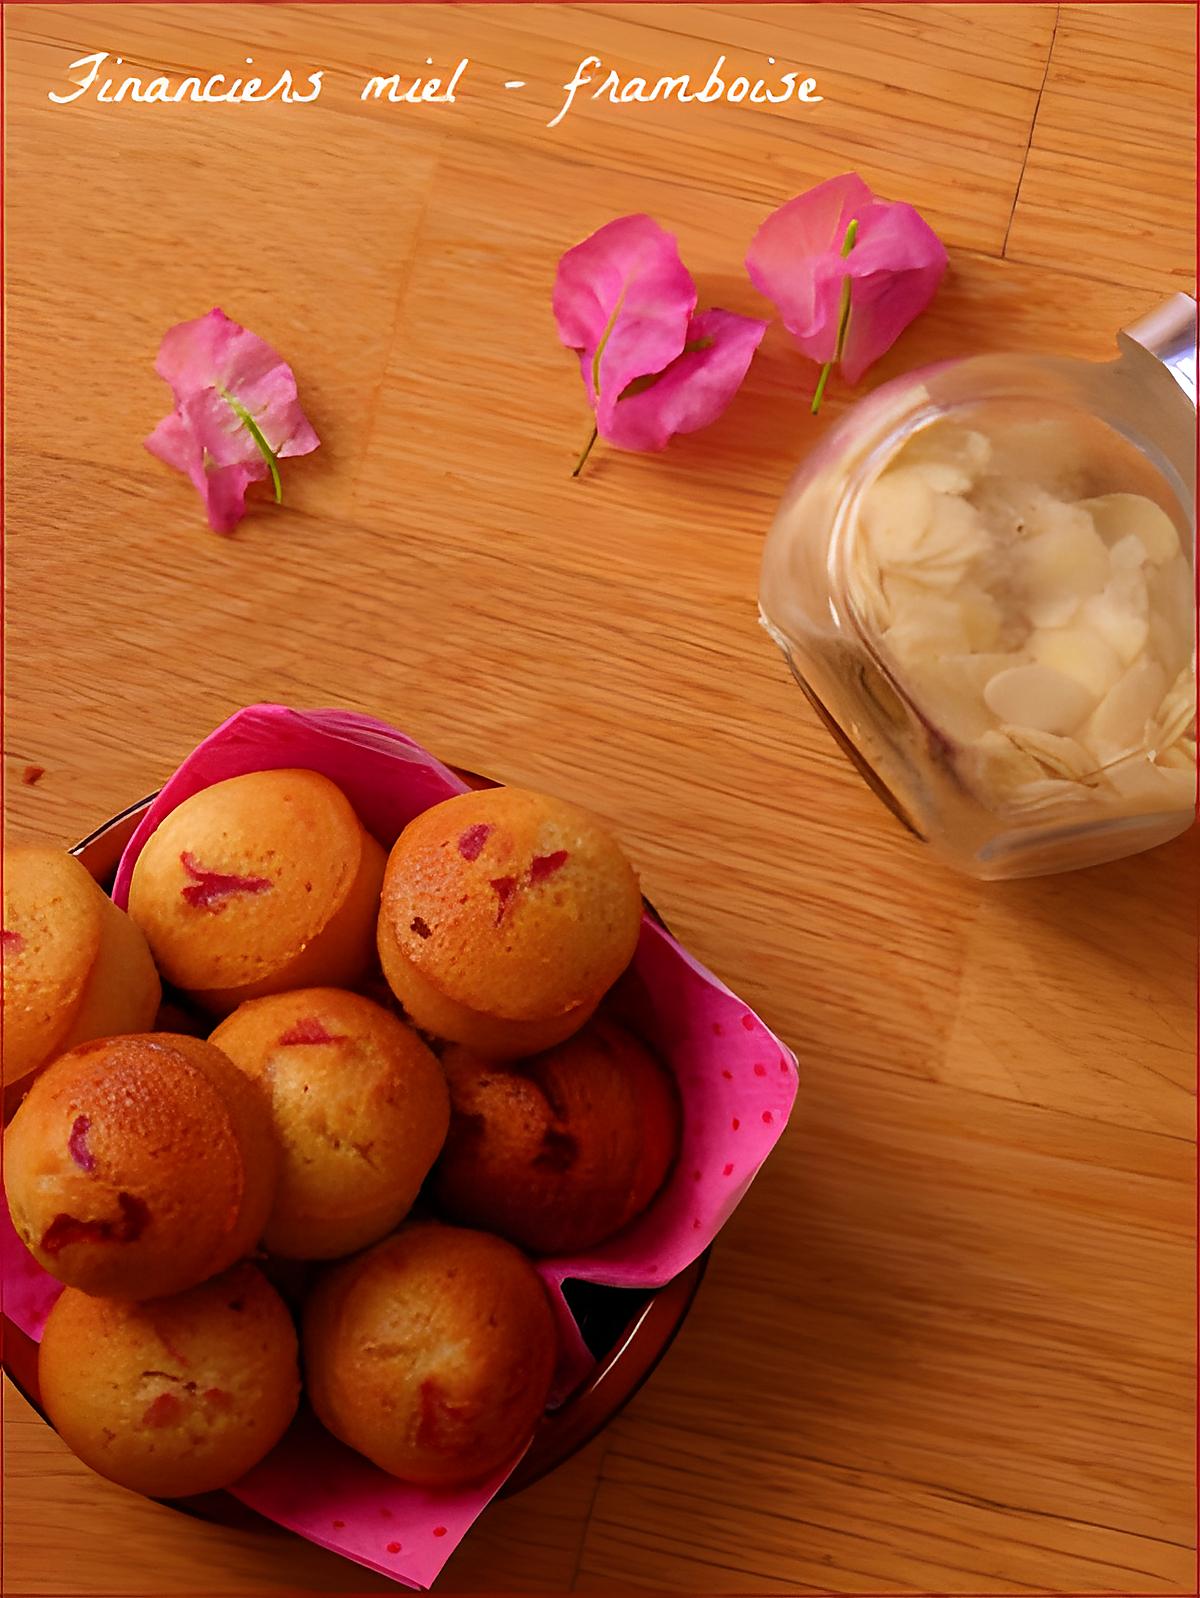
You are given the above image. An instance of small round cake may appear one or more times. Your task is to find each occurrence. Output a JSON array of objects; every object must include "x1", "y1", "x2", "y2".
[
  {"x1": 377, "y1": 787, "x2": 643, "y2": 1058},
  {"x1": 210, "y1": 988, "x2": 450, "y2": 1259},
  {"x1": 303, "y1": 1223, "x2": 556, "y2": 1486},
  {"x1": 433, "y1": 1019, "x2": 680, "y2": 1254},
  {"x1": 126, "y1": 769, "x2": 386, "y2": 1014},
  {"x1": 39, "y1": 1263, "x2": 300, "y2": 1498},
  {"x1": 4, "y1": 1033, "x2": 277, "y2": 1299},
  {"x1": 2, "y1": 846, "x2": 160, "y2": 1087}
]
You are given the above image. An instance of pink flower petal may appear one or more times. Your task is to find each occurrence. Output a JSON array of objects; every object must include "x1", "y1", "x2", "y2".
[
  {"x1": 601, "y1": 308, "x2": 768, "y2": 452},
  {"x1": 745, "y1": 173, "x2": 946, "y2": 384},
  {"x1": 144, "y1": 307, "x2": 319, "y2": 532},
  {"x1": 744, "y1": 173, "x2": 870, "y2": 356},
  {"x1": 145, "y1": 408, "x2": 265, "y2": 535},
  {"x1": 837, "y1": 205, "x2": 948, "y2": 383},
  {"x1": 144, "y1": 409, "x2": 198, "y2": 478},
  {"x1": 155, "y1": 308, "x2": 319, "y2": 459},
  {"x1": 553, "y1": 215, "x2": 696, "y2": 414}
]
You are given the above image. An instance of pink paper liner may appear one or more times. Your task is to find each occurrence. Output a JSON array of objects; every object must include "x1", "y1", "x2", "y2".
[{"x1": 2, "y1": 704, "x2": 798, "y2": 1589}]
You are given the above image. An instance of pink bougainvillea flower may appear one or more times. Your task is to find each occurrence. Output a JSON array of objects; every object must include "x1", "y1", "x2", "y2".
[
  {"x1": 745, "y1": 172, "x2": 947, "y2": 411},
  {"x1": 145, "y1": 307, "x2": 319, "y2": 533},
  {"x1": 602, "y1": 308, "x2": 768, "y2": 452},
  {"x1": 554, "y1": 215, "x2": 766, "y2": 474},
  {"x1": 555, "y1": 214, "x2": 696, "y2": 414}
]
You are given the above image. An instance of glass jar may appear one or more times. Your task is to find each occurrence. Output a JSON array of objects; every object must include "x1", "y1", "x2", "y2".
[{"x1": 760, "y1": 296, "x2": 1197, "y2": 878}]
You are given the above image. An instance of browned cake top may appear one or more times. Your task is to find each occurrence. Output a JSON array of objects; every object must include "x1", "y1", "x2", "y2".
[
  {"x1": 39, "y1": 1263, "x2": 300, "y2": 1498},
  {"x1": 303, "y1": 1221, "x2": 557, "y2": 1485},
  {"x1": 380, "y1": 787, "x2": 642, "y2": 1023},
  {"x1": 434, "y1": 1018, "x2": 680, "y2": 1253},
  {"x1": 127, "y1": 769, "x2": 369, "y2": 991},
  {"x1": 4, "y1": 1033, "x2": 275, "y2": 1297},
  {"x1": 3, "y1": 847, "x2": 105, "y2": 1080},
  {"x1": 210, "y1": 988, "x2": 449, "y2": 1243}
]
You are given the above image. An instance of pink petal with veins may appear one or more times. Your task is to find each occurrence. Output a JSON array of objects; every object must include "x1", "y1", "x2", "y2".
[
  {"x1": 155, "y1": 308, "x2": 319, "y2": 459},
  {"x1": 144, "y1": 308, "x2": 319, "y2": 532},
  {"x1": 145, "y1": 407, "x2": 265, "y2": 536},
  {"x1": 553, "y1": 215, "x2": 696, "y2": 415},
  {"x1": 745, "y1": 173, "x2": 946, "y2": 383},
  {"x1": 602, "y1": 308, "x2": 767, "y2": 452}
]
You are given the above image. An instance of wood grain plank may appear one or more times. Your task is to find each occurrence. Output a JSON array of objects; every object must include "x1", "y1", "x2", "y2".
[
  {"x1": 575, "y1": 1060, "x2": 1195, "y2": 1592},
  {"x1": 1006, "y1": 4, "x2": 1197, "y2": 290},
  {"x1": 1, "y1": 1380, "x2": 399, "y2": 1595},
  {"x1": 4, "y1": 26, "x2": 444, "y2": 528},
  {"x1": 2, "y1": 4, "x2": 1193, "y2": 1595},
  {"x1": 14, "y1": 3, "x2": 1054, "y2": 254}
]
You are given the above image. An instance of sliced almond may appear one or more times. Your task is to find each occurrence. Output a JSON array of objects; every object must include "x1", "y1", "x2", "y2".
[
  {"x1": 998, "y1": 725, "x2": 1099, "y2": 783},
  {"x1": 1078, "y1": 657, "x2": 1167, "y2": 765},
  {"x1": 905, "y1": 652, "x2": 1029, "y2": 743},
  {"x1": 957, "y1": 583, "x2": 1004, "y2": 651},
  {"x1": 1146, "y1": 552, "x2": 1195, "y2": 675},
  {"x1": 1078, "y1": 569, "x2": 1150, "y2": 666},
  {"x1": 1018, "y1": 510, "x2": 1110, "y2": 614},
  {"x1": 902, "y1": 426, "x2": 992, "y2": 491},
  {"x1": 1104, "y1": 757, "x2": 1195, "y2": 812},
  {"x1": 1005, "y1": 777, "x2": 1095, "y2": 812},
  {"x1": 1029, "y1": 626, "x2": 1123, "y2": 699},
  {"x1": 969, "y1": 728, "x2": 1045, "y2": 796},
  {"x1": 847, "y1": 546, "x2": 892, "y2": 635},
  {"x1": 851, "y1": 422, "x2": 1192, "y2": 834},
  {"x1": 983, "y1": 662, "x2": 1097, "y2": 735},
  {"x1": 1147, "y1": 611, "x2": 1188, "y2": 680},
  {"x1": 1026, "y1": 594, "x2": 1080, "y2": 630},
  {"x1": 883, "y1": 595, "x2": 972, "y2": 663},
  {"x1": 970, "y1": 478, "x2": 1052, "y2": 540},
  {"x1": 1158, "y1": 741, "x2": 1196, "y2": 774},
  {"x1": 1151, "y1": 661, "x2": 1197, "y2": 754},
  {"x1": 1081, "y1": 493, "x2": 1180, "y2": 563},
  {"x1": 984, "y1": 420, "x2": 1083, "y2": 499},
  {"x1": 919, "y1": 494, "x2": 991, "y2": 566},
  {"x1": 1109, "y1": 533, "x2": 1148, "y2": 570},
  {"x1": 858, "y1": 467, "x2": 935, "y2": 562}
]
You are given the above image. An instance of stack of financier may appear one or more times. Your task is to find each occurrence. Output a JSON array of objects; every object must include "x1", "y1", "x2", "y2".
[{"x1": 2, "y1": 768, "x2": 681, "y2": 1498}]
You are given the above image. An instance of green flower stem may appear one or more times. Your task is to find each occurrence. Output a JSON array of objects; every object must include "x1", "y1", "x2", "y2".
[
  {"x1": 219, "y1": 387, "x2": 283, "y2": 502},
  {"x1": 573, "y1": 335, "x2": 712, "y2": 477},
  {"x1": 811, "y1": 216, "x2": 860, "y2": 416},
  {"x1": 571, "y1": 288, "x2": 629, "y2": 479},
  {"x1": 572, "y1": 423, "x2": 599, "y2": 478}
]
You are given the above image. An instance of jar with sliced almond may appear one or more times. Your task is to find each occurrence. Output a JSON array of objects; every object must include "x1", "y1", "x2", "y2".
[{"x1": 760, "y1": 298, "x2": 1196, "y2": 878}]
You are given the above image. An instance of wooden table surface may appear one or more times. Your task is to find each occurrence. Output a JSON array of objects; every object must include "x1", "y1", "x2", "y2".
[{"x1": 3, "y1": 4, "x2": 1196, "y2": 1594}]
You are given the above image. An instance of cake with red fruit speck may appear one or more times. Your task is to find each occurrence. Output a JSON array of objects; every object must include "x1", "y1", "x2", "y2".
[
  {"x1": 433, "y1": 1017, "x2": 679, "y2": 1254},
  {"x1": 210, "y1": 987, "x2": 449, "y2": 1260},
  {"x1": 2, "y1": 846, "x2": 160, "y2": 1087},
  {"x1": 3, "y1": 1033, "x2": 277, "y2": 1299},
  {"x1": 126, "y1": 769, "x2": 385, "y2": 1014},
  {"x1": 38, "y1": 1262, "x2": 299, "y2": 1498},
  {"x1": 303, "y1": 1223, "x2": 556, "y2": 1487},
  {"x1": 377, "y1": 787, "x2": 643, "y2": 1058}
]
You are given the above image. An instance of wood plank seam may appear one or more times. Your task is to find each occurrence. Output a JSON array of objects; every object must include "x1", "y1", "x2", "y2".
[{"x1": 1003, "y1": 1, "x2": 1061, "y2": 258}]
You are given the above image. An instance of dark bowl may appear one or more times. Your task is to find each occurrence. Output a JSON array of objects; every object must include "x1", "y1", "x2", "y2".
[{"x1": 1, "y1": 786, "x2": 707, "y2": 1531}]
